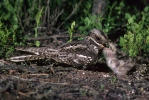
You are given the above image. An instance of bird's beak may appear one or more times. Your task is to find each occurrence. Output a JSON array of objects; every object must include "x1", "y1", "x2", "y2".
[
  {"x1": 98, "y1": 44, "x2": 105, "y2": 48},
  {"x1": 89, "y1": 36, "x2": 105, "y2": 49}
]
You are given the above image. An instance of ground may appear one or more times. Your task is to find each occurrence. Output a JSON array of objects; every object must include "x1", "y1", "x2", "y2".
[{"x1": 0, "y1": 62, "x2": 149, "y2": 100}]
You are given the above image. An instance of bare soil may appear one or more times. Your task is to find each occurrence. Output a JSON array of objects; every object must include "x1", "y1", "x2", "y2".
[{"x1": 0, "y1": 62, "x2": 149, "y2": 100}]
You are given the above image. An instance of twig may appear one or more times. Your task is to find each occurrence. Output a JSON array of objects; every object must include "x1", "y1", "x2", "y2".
[
  {"x1": 43, "y1": 0, "x2": 50, "y2": 26},
  {"x1": 58, "y1": 0, "x2": 83, "y2": 29},
  {"x1": 11, "y1": 75, "x2": 69, "y2": 85},
  {"x1": 0, "y1": 59, "x2": 11, "y2": 65},
  {"x1": 51, "y1": 9, "x2": 64, "y2": 27},
  {"x1": 29, "y1": 73, "x2": 49, "y2": 76},
  {"x1": 18, "y1": 91, "x2": 30, "y2": 97}
]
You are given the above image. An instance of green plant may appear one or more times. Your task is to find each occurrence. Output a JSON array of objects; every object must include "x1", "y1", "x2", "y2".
[
  {"x1": 111, "y1": 76, "x2": 117, "y2": 84},
  {"x1": 79, "y1": 15, "x2": 103, "y2": 34},
  {"x1": 0, "y1": 0, "x2": 45, "y2": 58},
  {"x1": 68, "y1": 21, "x2": 75, "y2": 42},
  {"x1": 0, "y1": 21, "x2": 20, "y2": 58},
  {"x1": 100, "y1": 83, "x2": 105, "y2": 91},
  {"x1": 0, "y1": 0, "x2": 23, "y2": 58},
  {"x1": 78, "y1": 1, "x2": 126, "y2": 34},
  {"x1": 34, "y1": 7, "x2": 44, "y2": 47},
  {"x1": 119, "y1": 6, "x2": 149, "y2": 57}
]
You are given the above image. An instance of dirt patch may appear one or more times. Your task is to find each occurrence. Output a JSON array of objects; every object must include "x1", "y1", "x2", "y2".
[{"x1": 0, "y1": 63, "x2": 149, "y2": 100}]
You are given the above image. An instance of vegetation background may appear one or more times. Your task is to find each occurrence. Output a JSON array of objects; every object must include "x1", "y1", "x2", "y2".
[{"x1": 0, "y1": 0, "x2": 149, "y2": 58}]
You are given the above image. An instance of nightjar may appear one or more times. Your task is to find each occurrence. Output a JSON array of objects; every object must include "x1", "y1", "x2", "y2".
[{"x1": 9, "y1": 29, "x2": 108, "y2": 68}]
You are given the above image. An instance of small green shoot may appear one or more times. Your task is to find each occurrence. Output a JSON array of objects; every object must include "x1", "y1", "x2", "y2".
[
  {"x1": 34, "y1": 7, "x2": 44, "y2": 47},
  {"x1": 100, "y1": 83, "x2": 105, "y2": 91},
  {"x1": 111, "y1": 76, "x2": 117, "y2": 84},
  {"x1": 68, "y1": 21, "x2": 75, "y2": 42}
]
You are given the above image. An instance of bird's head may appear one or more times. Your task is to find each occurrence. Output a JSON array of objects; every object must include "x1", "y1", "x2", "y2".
[{"x1": 88, "y1": 29, "x2": 109, "y2": 48}]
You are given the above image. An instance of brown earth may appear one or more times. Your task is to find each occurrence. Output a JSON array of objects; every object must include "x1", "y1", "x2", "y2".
[{"x1": 0, "y1": 61, "x2": 149, "y2": 100}]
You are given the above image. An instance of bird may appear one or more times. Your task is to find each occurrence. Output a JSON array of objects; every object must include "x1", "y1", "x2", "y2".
[
  {"x1": 9, "y1": 29, "x2": 109, "y2": 68},
  {"x1": 103, "y1": 42, "x2": 135, "y2": 75}
]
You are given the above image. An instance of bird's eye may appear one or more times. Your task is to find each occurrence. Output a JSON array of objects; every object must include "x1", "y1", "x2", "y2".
[
  {"x1": 96, "y1": 37, "x2": 100, "y2": 40},
  {"x1": 89, "y1": 32, "x2": 92, "y2": 35}
]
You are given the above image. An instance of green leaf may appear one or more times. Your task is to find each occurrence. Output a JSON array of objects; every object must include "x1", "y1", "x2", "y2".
[
  {"x1": 144, "y1": 6, "x2": 149, "y2": 12},
  {"x1": 120, "y1": 1, "x2": 125, "y2": 7},
  {"x1": 35, "y1": 7, "x2": 44, "y2": 25},
  {"x1": 71, "y1": 21, "x2": 75, "y2": 29},
  {"x1": 119, "y1": 36, "x2": 124, "y2": 47},
  {"x1": 125, "y1": 13, "x2": 131, "y2": 19},
  {"x1": 0, "y1": 30, "x2": 4, "y2": 35},
  {"x1": 128, "y1": 17, "x2": 134, "y2": 24},
  {"x1": 35, "y1": 41, "x2": 40, "y2": 47}
]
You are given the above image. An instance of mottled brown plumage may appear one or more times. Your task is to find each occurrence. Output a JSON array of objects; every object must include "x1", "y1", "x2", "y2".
[{"x1": 9, "y1": 29, "x2": 108, "y2": 68}]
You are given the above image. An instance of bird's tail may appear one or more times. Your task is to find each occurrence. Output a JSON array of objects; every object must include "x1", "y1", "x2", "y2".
[
  {"x1": 8, "y1": 55, "x2": 46, "y2": 62},
  {"x1": 8, "y1": 47, "x2": 59, "y2": 62}
]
